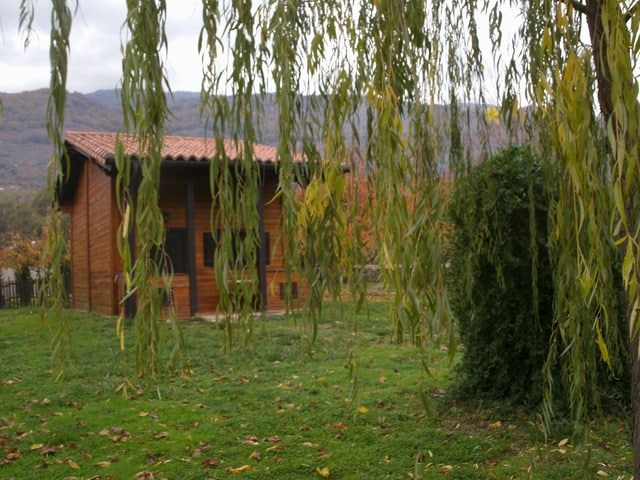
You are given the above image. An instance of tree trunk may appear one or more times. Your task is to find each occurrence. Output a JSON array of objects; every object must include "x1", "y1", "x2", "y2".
[
  {"x1": 631, "y1": 316, "x2": 640, "y2": 479},
  {"x1": 586, "y1": 0, "x2": 640, "y2": 476}
]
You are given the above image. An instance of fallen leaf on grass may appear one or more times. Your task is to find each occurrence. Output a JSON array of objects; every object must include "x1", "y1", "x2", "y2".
[
  {"x1": 98, "y1": 426, "x2": 131, "y2": 442},
  {"x1": 31, "y1": 443, "x2": 44, "y2": 450},
  {"x1": 489, "y1": 421, "x2": 502, "y2": 429},
  {"x1": 316, "y1": 466, "x2": 331, "y2": 478},
  {"x1": 326, "y1": 422, "x2": 348, "y2": 429},
  {"x1": 95, "y1": 461, "x2": 112, "y2": 468},
  {"x1": 135, "y1": 471, "x2": 155, "y2": 479},
  {"x1": 558, "y1": 438, "x2": 569, "y2": 447},
  {"x1": 485, "y1": 459, "x2": 499, "y2": 468},
  {"x1": 596, "y1": 471, "x2": 608, "y2": 477},
  {"x1": 5, "y1": 452, "x2": 22, "y2": 461},
  {"x1": 264, "y1": 435, "x2": 282, "y2": 443},
  {"x1": 357, "y1": 406, "x2": 369, "y2": 414},
  {"x1": 249, "y1": 451, "x2": 262, "y2": 462},
  {"x1": 41, "y1": 445, "x2": 60, "y2": 456},
  {"x1": 202, "y1": 457, "x2": 220, "y2": 467},
  {"x1": 242, "y1": 435, "x2": 259, "y2": 445},
  {"x1": 226, "y1": 464, "x2": 252, "y2": 474},
  {"x1": 153, "y1": 431, "x2": 169, "y2": 440},
  {"x1": 138, "y1": 411, "x2": 149, "y2": 417},
  {"x1": 441, "y1": 465, "x2": 453, "y2": 473},
  {"x1": 67, "y1": 458, "x2": 81, "y2": 469}
]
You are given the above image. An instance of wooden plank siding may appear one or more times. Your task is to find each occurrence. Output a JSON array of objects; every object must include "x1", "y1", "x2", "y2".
[
  {"x1": 156, "y1": 172, "x2": 305, "y2": 317},
  {"x1": 69, "y1": 160, "x2": 90, "y2": 310},
  {"x1": 63, "y1": 154, "x2": 305, "y2": 319},
  {"x1": 87, "y1": 165, "x2": 117, "y2": 315},
  {"x1": 67, "y1": 160, "x2": 119, "y2": 316}
]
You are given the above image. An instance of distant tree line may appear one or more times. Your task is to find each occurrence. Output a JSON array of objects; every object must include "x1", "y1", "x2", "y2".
[{"x1": 0, "y1": 188, "x2": 49, "y2": 248}]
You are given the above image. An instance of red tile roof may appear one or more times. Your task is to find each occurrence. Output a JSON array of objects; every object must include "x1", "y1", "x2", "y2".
[{"x1": 65, "y1": 131, "x2": 284, "y2": 166}]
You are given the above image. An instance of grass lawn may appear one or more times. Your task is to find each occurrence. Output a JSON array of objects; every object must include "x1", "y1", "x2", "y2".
[{"x1": 0, "y1": 301, "x2": 633, "y2": 479}]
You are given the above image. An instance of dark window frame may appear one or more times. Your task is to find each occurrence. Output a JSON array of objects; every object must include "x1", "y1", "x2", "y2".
[
  {"x1": 203, "y1": 229, "x2": 270, "y2": 267},
  {"x1": 163, "y1": 228, "x2": 188, "y2": 274}
]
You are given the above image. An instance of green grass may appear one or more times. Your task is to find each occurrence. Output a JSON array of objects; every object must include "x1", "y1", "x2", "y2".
[{"x1": 0, "y1": 301, "x2": 633, "y2": 479}]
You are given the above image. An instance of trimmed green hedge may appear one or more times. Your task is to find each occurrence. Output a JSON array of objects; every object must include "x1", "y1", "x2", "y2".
[{"x1": 448, "y1": 146, "x2": 553, "y2": 405}]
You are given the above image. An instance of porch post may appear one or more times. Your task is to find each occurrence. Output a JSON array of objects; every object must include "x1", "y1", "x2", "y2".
[
  {"x1": 185, "y1": 180, "x2": 198, "y2": 316},
  {"x1": 123, "y1": 161, "x2": 141, "y2": 318},
  {"x1": 256, "y1": 169, "x2": 268, "y2": 311}
]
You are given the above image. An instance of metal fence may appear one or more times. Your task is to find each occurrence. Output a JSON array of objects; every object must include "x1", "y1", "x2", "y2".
[{"x1": 0, "y1": 274, "x2": 71, "y2": 309}]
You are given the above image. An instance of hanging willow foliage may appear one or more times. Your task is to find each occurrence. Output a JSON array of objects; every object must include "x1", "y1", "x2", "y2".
[
  {"x1": 115, "y1": 0, "x2": 188, "y2": 380},
  {"x1": 37, "y1": 0, "x2": 75, "y2": 379},
  {"x1": 26, "y1": 0, "x2": 640, "y2": 472}
]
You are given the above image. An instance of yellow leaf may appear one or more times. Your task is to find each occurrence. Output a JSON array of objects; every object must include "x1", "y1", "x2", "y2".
[
  {"x1": 357, "y1": 406, "x2": 369, "y2": 414},
  {"x1": 485, "y1": 106, "x2": 500, "y2": 125},
  {"x1": 489, "y1": 421, "x2": 502, "y2": 429},
  {"x1": 316, "y1": 466, "x2": 331, "y2": 478},
  {"x1": 138, "y1": 411, "x2": 149, "y2": 417},
  {"x1": 30, "y1": 443, "x2": 44, "y2": 450},
  {"x1": 226, "y1": 465, "x2": 252, "y2": 474},
  {"x1": 67, "y1": 459, "x2": 81, "y2": 469}
]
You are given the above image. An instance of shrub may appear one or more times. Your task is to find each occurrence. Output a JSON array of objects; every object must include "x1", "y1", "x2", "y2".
[{"x1": 447, "y1": 146, "x2": 553, "y2": 405}]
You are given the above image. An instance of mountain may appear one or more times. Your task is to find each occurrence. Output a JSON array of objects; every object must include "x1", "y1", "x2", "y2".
[
  {"x1": 0, "y1": 90, "x2": 123, "y2": 189},
  {"x1": 0, "y1": 89, "x2": 212, "y2": 190},
  {"x1": 0, "y1": 89, "x2": 514, "y2": 190}
]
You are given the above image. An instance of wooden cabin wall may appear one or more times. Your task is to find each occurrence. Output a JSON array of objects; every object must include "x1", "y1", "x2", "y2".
[
  {"x1": 68, "y1": 159, "x2": 118, "y2": 316},
  {"x1": 69, "y1": 160, "x2": 90, "y2": 310},
  {"x1": 157, "y1": 171, "x2": 305, "y2": 318},
  {"x1": 87, "y1": 166, "x2": 118, "y2": 315},
  {"x1": 193, "y1": 182, "x2": 220, "y2": 313},
  {"x1": 261, "y1": 179, "x2": 304, "y2": 312},
  {"x1": 157, "y1": 179, "x2": 195, "y2": 318}
]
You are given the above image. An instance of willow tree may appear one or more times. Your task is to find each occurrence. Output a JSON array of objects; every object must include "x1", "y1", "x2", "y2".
[{"x1": 16, "y1": 0, "x2": 640, "y2": 475}]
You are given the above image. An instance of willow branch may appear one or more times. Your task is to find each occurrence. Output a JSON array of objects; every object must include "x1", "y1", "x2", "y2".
[
  {"x1": 625, "y1": 1, "x2": 640, "y2": 23},
  {"x1": 562, "y1": 0, "x2": 595, "y2": 17}
]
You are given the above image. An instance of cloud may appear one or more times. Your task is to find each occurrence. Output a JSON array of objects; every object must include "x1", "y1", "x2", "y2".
[{"x1": 0, "y1": 0, "x2": 203, "y2": 93}]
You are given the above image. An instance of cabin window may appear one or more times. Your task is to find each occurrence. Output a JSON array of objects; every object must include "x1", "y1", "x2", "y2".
[
  {"x1": 203, "y1": 230, "x2": 270, "y2": 267},
  {"x1": 163, "y1": 228, "x2": 188, "y2": 274}
]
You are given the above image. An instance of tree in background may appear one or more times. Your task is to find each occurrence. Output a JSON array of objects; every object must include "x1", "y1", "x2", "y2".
[
  {"x1": 13, "y1": 0, "x2": 640, "y2": 474},
  {"x1": 0, "y1": 189, "x2": 48, "y2": 248},
  {"x1": 0, "y1": 233, "x2": 43, "y2": 306}
]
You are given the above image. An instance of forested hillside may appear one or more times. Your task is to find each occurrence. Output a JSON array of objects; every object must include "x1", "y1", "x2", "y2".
[{"x1": 0, "y1": 89, "x2": 512, "y2": 190}]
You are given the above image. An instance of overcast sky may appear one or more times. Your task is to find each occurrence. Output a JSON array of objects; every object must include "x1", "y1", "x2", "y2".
[
  {"x1": 0, "y1": 1, "x2": 205, "y2": 93},
  {"x1": 0, "y1": 2, "x2": 525, "y2": 102}
]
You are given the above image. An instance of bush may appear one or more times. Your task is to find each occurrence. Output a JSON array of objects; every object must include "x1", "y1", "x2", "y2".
[{"x1": 448, "y1": 146, "x2": 553, "y2": 405}]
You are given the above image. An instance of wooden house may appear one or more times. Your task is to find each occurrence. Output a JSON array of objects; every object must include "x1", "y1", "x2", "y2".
[{"x1": 57, "y1": 131, "x2": 304, "y2": 318}]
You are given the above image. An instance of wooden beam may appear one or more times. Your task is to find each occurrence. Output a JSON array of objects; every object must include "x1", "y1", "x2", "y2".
[
  {"x1": 85, "y1": 159, "x2": 93, "y2": 311},
  {"x1": 185, "y1": 180, "x2": 198, "y2": 316},
  {"x1": 256, "y1": 169, "x2": 268, "y2": 311},
  {"x1": 123, "y1": 161, "x2": 141, "y2": 318}
]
